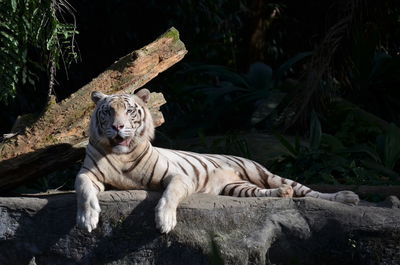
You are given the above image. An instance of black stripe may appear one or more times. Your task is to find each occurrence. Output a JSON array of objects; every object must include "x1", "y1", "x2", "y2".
[
  {"x1": 146, "y1": 154, "x2": 159, "y2": 187},
  {"x1": 177, "y1": 162, "x2": 188, "y2": 175},
  {"x1": 221, "y1": 182, "x2": 244, "y2": 195},
  {"x1": 140, "y1": 125, "x2": 146, "y2": 136},
  {"x1": 238, "y1": 187, "x2": 246, "y2": 197},
  {"x1": 252, "y1": 161, "x2": 270, "y2": 188},
  {"x1": 140, "y1": 148, "x2": 154, "y2": 173},
  {"x1": 203, "y1": 155, "x2": 221, "y2": 168},
  {"x1": 182, "y1": 152, "x2": 208, "y2": 169},
  {"x1": 82, "y1": 166, "x2": 99, "y2": 181},
  {"x1": 96, "y1": 107, "x2": 102, "y2": 123},
  {"x1": 142, "y1": 107, "x2": 146, "y2": 122},
  {"x1": 125, "y1": 143, "x2": 139, "y2": 155},
  {"x1": 202, "y1": 172, "x2": 209, "y2": 190},
  {"x1": 90, "y1": 142, "x2": 120, "y2": 174},
  {"x1": 86, "y1": 152, "x2": 106, "y2": 183},
  {"x1": 139, "y1": 108, "x2": 146, "y2": 137},
  {"x1": 139, "y1": 148, "x2": 154, "y2": 185},
  {"x1": 230, "y1": 156, "x2": 258, "y2": 183},
  {"x1": 252, "y1": 187, "x2": 257, "y2": 196},
  {"x1": 128, "y1": 142, "x2": 150, "y2": 162},
  {"x1": 124, "y1": 143, "x2": 150, "y2": 172},
  {"x1": 181, "y1": 152, "x2": 210, "y2": 190},
  {"x1": 182, "y1": 152, "x2": 209, "y2": 172},
  {"x1": 160, "y1": 162, "x2": 170, "y2": 187},
  {"x1": 228, "y1": 184, "x2": 241, "y2": 196},
  {"x1": 95, "y1": 110, "x2": 103, "y2": 136},
  {"x1": 245, "y1": 187, "x2": 252, "y2": 197},
  {"x1": 221, "y1": 184, "x2": 229, "y2": 195},
  {"x1": 223, "y1": 156, "x2": 251, "y2": 182},
  {"x1": 172, "y1": 151, "x2": 200, "y2": 185}
]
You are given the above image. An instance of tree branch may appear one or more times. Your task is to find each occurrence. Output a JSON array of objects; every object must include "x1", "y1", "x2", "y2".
[{"x1": 0, "y1": 27, "x2": 187, "y2": 191}]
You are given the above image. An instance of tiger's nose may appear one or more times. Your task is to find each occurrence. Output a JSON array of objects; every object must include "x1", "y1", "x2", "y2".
[{"x1": 112, "y1": 123, "x2": 124, "y2": 131}]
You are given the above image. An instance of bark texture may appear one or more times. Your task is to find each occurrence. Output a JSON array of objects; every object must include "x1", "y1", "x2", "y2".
[
  {"x1": 0, "y1": 27, "x2": 187, "y2": 191},
  {"x1": 0, "y1": 191, "x2": 399, "y2": 265}
]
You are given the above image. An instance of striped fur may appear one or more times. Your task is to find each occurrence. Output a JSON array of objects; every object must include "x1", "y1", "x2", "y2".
[{"x1": 75, "y1": 89, "x2": 360, "y2": 233}]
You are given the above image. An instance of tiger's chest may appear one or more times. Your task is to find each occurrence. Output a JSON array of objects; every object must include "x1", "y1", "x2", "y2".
[{"x1": 97, "y1": 155, "x2": 154, "y2": 190}]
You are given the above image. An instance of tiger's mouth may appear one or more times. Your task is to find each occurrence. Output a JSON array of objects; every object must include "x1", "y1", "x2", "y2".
[{"x1": 111, "y1": 135, "x2": 132, "y2": 147}]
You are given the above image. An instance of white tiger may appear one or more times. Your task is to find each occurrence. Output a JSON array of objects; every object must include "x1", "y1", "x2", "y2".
[{"x1": 75, "y1": 89, "x2": 359, "y2": 233}]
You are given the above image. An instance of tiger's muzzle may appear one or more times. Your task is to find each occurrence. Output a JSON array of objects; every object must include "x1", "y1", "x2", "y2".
[{"x1": 110, "y1": 134, "x2": 132, "y2": 147}]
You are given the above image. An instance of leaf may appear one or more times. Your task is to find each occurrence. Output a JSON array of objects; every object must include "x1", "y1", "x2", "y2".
[
  {"x1": 370, "y1": 51, "x2": 391, "y2": 82},
  {"x1": 294, "y1": 135, "x2": 301, "y2": 153},
  {"x1": 345, "y1": 144, "x2": 381, "y2": 163},
  {"x1": 11, "y1": 0, "x2": 17, "y2": 12},
  {"x1": 309, "y1": 110, "x2": 322, "y2": 150},
  {"x1": 275, "y1": 51, "x2": 312, "y2": 82},
  {"x1": 361, "y1": 159, "x2": 400, "y2": 180},
  {"x1": 321, "y1": 134, "x2": 344, "y2": 151},
  {"x1": 274, "y1": 133, "x2": 298, "y2": 158},
  {"x1": 381, "y1": 123, "x2": 400, "y2": 169},
  {"x1": 245, "y1": 62, "x2": 273, "y2": 90}
]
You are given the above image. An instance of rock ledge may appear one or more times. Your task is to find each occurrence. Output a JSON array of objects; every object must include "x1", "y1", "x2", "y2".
[{"x1": 1, "y1": 191, "x2": 399, "y2": 265}]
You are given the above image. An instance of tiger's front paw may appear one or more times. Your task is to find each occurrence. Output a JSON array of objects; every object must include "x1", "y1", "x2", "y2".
[
  {"x1": 277, "y1": 184, "x2": 294, "y2": 198},
  {"x1": 155, "y1": 198, "x2": 177, "y2": 234},
  {"x1": 76, "y1": 195, "x2": 101, "y2": 233}
]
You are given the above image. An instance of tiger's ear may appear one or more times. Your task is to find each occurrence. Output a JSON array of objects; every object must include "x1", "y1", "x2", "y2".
[
  {"x1": 91, "y1": 91, "x2": 107, "y2": 104},
  {"x1": 135, "y1": 88, "x2": 150, "y2": 104}
]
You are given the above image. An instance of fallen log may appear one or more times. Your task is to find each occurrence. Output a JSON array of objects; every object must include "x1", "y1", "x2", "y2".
[{"x1": 0, "y1": 27, "x2": 187, "y2": 191}]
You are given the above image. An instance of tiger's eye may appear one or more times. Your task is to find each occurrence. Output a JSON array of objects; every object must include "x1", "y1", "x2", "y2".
[{"x1": 127, "y1": 108, "x2": 134, "y2": 114}]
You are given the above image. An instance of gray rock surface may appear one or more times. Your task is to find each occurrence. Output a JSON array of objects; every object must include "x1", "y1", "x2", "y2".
[{"x1": 1, "y1": 191, "x2": 400, "y2": 265}]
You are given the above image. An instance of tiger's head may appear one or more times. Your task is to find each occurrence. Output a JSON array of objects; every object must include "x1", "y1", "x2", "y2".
[{"x1": 89, "y1": 89, "x2": 155, "y2": 154}]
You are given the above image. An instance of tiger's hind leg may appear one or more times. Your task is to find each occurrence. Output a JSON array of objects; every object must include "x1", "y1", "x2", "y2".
[
  {"x1": 263, "y1": 173, "x2": 359, "y2": 205},
  {"x1": 216, "y1": 166, "x2": 359, "y2": 204},
  {"x1": 212, "y1": 167, "x2": 294, "y2": 198}
]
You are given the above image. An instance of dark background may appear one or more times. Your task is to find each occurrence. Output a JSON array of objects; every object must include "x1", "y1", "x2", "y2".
[{"x1": 1, "y1": 0, "x2": 400, "y2": 191}]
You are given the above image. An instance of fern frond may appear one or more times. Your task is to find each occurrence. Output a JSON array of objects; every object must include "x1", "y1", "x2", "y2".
[{"x1": 0, "y1": 0, "x2": 78, "y2": 104}]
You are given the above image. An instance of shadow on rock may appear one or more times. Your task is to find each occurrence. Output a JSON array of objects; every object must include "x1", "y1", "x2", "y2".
[
  {"x1": 0, "y1": 194, "x2": 77, "y2": 264},
  {"x1": 83, "y1": 191, "x2": 209, "y2": 265}
]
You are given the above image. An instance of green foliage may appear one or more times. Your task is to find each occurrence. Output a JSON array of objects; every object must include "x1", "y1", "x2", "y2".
[
  {"x1": 280, "y1": 0, "x2": 400, "y2": 129},
  {"x1": 348, "y1": 42, "x2": 400, "y2": 123},
  {"x1": 162, "y1": 52, "x2": 311, "y2": 136},
  {"x1": 198, "y1": 133, "x2": 251, "y2": 159},
  {"x1": 332, "y1": 105, "x2": 384, "y2": 146},
  {"x1": 346, "y1": 124, "x2": 400, "y2": 180},
  {"x1": 164, "y1": 0, "x2": 249, "y2": 67},
  {"x1": 0, "y1": 0, "x2": 78, "y2": 103},
  {"x1": 270, "y1": 113, "x2": 400, "y2": 185}
]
